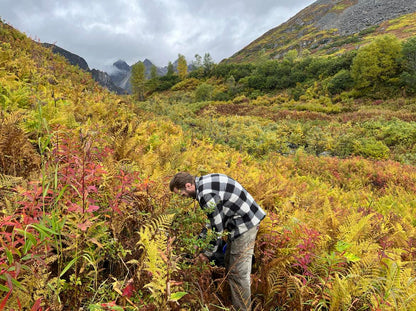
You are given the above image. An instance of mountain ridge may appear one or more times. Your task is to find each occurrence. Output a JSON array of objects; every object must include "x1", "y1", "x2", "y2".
[
  {"x1": 42, "y1": 43, "x2": 167, "y2": 94},
  {"x1": 41, "y1": 0, "x2": 416, "y2": 92},
  {"x1": 226, "y1": 0, "x2": 416, "y2": 63}
]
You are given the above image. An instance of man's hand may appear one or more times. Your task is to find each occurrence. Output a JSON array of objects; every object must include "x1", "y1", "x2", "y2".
[{"x1": 196, "y1": 253, "x2": 209, "y2": 263}]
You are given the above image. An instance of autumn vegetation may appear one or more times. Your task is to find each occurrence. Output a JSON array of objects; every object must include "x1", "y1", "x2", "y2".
[{"x1": 1, "y1": 15, "x2": 416, "y2": 311}]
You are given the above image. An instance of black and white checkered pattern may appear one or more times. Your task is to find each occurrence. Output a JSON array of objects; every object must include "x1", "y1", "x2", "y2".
[{"x1": 195, "y1": 173, "x2": 266, "y2": 240}]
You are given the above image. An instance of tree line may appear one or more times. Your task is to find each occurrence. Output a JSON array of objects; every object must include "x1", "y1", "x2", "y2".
[{"x1": 130, "y1": 34, "x2": 416, "y2": 100}]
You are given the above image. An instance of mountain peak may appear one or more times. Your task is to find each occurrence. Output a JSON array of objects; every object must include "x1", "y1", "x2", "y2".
[
  {"x1": 113, "y1": 59, "x2": 130, "y2": 71},
  {"x1": 143, "y1": 58, "x2": 153, "y2": 66},
  {"x1": 42, "y1": 43, "x2": 90, "y2": 71}
]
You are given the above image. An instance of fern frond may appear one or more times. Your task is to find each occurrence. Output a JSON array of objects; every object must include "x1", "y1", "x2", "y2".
[
  {"x1": 109, "y1": 119, "x2": 142, "y2": 161},
  {"x1": 388, "y1": 222, "x2": 410, "y2": 248},
  {"x1": 0, "y1": 173, "x2": 22, "y2": 188},
  {"x1": 329, "y1": 274, "x2": 351, "y2": 311},
  {"x1": 0, "y1": 121, "x2": 41, "y2": 177},
  {"x1": 324, "y1": 258, "x2": 384, "y2": 309},
  {"x1": 286, "y1": 274, "x2": 303, "y2": 306},
  {"x1": 267, "y1": 267, "x2": 287, "y2": 297},
  {"x1": 338, "y1": 212, "x2": 375, "y2": 243},
  {"x1": 346, "y1": 256, "x2": 383, "y2": 297},
  {"x1": 136, "y1": 213, "x2": 175, "y2": 306},
  {"x1": 266, "y1": 267, "x2": 303, "y2": 309},
  {"x1": 1, "y1": 110, "x2": 24, "y2": 125}
]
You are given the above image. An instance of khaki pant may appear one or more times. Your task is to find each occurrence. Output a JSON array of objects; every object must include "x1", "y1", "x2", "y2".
[{"x1": 225, "y1": 225, "x2": 259, "y2": 311}]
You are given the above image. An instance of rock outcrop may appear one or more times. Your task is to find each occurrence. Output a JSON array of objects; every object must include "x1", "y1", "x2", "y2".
[{"x1": 316, "y1": 0, "x2": 416, "y2": 35}]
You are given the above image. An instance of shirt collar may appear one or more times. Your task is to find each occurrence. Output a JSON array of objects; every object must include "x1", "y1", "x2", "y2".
[{"x1": 194, "y1": 176, "x2": 200, "y2": 196}]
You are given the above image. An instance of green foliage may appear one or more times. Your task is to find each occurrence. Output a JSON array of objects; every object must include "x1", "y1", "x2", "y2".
[
  {"x1": 352, "y1": 137, "x2": 390, "y2": 159},
  {"x1": 145, "y1": 65, "x2": 160, "y2": 94},
  {"x1": 166, "y1": 61, "x2": 174, "y2": 76},
  {"x1": 326, "y1": 69, "x2": 354, "y2": 95},
  {"x1": 400, "y1": 36, "x2": 416, "y2": 94},
  {"x1": 154, "y1": 74, "x2": 180, "y2": 91},
  {"x1": 351, "y1": 35, "x2": 402, "y2": 91},
  {"x1": 211, "y1": 62, "x2": 255, "y2": 81},
  {"x1": 194, "y1": 82, "x2": 214, "y2": 101},
  {"x1": 202, "y1": 53, "x2": 214, "y2": 75},
  {"x1": 218, "y1": 51, "x2": 356, "y2": 96}
]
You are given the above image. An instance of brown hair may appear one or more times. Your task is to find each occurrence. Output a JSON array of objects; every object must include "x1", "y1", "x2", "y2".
[{"x1": 169, "y1": 172, "x2": 195, "y2": 191}]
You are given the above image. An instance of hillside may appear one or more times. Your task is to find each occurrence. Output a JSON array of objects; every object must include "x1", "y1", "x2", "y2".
[
  {"x1": 1, "y1": 12, "x2": 416, "y2": 311},
  {"x1": 226, "y1": 0, "x2": 416, "y2": 63}
]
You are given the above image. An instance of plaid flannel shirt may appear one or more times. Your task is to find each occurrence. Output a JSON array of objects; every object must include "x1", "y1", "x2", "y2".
[{"x1": 195, "y1": 173, "x2": 266, "y2": 240}]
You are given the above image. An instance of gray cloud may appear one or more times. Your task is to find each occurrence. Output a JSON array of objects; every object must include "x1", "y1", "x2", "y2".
[{"x1": 0, "y1": 0, "x2": 315, "y2": 70}]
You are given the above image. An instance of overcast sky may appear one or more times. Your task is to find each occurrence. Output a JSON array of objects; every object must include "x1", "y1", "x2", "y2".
[{"x1": 0, "y1": 0, "x2": 315, "y2": 71}]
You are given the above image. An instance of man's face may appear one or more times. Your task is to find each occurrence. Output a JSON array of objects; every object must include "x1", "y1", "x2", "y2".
[{"x1": 174, "y1": 182, "x2": 196, "y2": 199}]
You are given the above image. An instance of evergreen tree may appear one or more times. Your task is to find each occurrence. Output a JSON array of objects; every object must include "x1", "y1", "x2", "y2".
[
  {"x1": 400, "y1": 36, "x2": 416, "y2": 94},
  {"x1": 193, "y1": 54, "x2": 202, "y2": 69},
  {"x1": 188, "y1": 54, "x2": 204, "y2": 78},
  {"x1": 150, "y1": 64, "x2": 158, "y2": 80},
  {"x1": 203, "y1": 53, "x2": 214, "y2": 75},
  {"x1": 167, "y1": 61, "x2": 175, "y2": 76},
  {"x1": 146, "y1": 64, "x2": 159, "y2": 93},
  {"x1": 131, "y1": 61, "x2": 146, "y2": 101}
]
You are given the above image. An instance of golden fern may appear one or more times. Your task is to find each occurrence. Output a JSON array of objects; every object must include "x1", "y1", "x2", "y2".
[
  {"x1": 373, "y1": 259, "x2": 416, "y2": 310},
  {"x1": 324, "y1": 257, "x2": 382, "y2": 310},
  {"x1": 266, "y1": 267, "x2": 303, "y2": 309},
  {"x1": 286, "y1": 274, "x2": 303, "y2": 308},
  {"x1": 387, "y1": 221, "x2": 412, "y2": 249},
  {"x1": 135, "y1": 213, "x2": 175, "y2": 305},
  {"x1": 109, "y1": 118, "x2": 142, "y2": 161},
  {"x1": 0, "y1": 119, "x2": 41, "y2": 177},
  {"x1": 341, "y1": 257, "x2": 416, "y2": 309},
  {"x1": 328, "y1": 273, "x2": 352, "y2": 311},
  {"x1": 338, "y1": 212, "x2": 375, "y2": 243},
  {"x1": 267, "y1": 267, "x2": 286, "y2": 298},
  {"x1": 346, "y1": 256, "x2": 383, "y2": 297},
  {"x1": 0, "y1": 173, "x2": 22, "y2": 188},
  {"x1": 1, "y1": 110, "x2": 24, "y2": 125},
  {"x1": 321, "y1": 195, "x2": 341, "y2": 240}
]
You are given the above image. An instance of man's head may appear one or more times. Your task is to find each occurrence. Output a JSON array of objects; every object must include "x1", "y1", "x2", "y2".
[{"x1": 169, "y1": 172, "x2": 196, "y2": 199}]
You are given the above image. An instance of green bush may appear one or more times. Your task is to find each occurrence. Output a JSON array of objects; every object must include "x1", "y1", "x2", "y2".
[
  {"x1": 326, "y1": 69, "x2": 354, "y2": 95},
  {"x1": 194, "y1": 83, "x2": 214, "y2": 102},
  {"x1": 352, "y1": 137, "x2": 390, "y2": 159}
]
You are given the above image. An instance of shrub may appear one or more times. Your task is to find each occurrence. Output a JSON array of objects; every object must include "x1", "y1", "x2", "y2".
[
  {"x1": 171, "y1": 78, "x2": 200, "y2": 91},
  {"x1": 352, "y1": 137, "x2": 390, "y2": 159},
  {"x1": 194, "y1": 83, "x2": 214, "y2": 101},
  {"x1": 326, "y1": 69, "x2": 354, "y2": 95}
]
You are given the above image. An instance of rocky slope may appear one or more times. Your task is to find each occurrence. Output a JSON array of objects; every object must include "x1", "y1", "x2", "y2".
[
  {"x1": 42, "y1": 43, "x2": 90, "y2": 71},
  {"x1": 226, "y1": 0, "x2": 416, "y2": 63},
  {"x1": 316, "y1": 0, "x2": 416, "y2": 35}
]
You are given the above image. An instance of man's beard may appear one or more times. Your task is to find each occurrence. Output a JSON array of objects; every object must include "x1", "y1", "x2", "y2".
[{"x1": 186, "y1": 189, "x2": 196, "y2": 199}]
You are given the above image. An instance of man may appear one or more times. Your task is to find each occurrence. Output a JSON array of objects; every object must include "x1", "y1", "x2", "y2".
[{"x1": 170, "y1": 172, "x2": 266, "y2": 311}]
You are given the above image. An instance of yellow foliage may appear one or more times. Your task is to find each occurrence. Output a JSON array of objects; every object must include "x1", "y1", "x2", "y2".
[
  {"x1": 136, "y1": 213, "x2": 176, "y2": 305},
  {"x1": 3, "y1": 18, "x2": 416, "y2": 310}
]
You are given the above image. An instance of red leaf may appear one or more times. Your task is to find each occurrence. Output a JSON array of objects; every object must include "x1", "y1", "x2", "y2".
[
  {"x1": 30, "y1": 298, "x2": 42, "y2": 311},
  {"x1": 122, "y1": 282, "x2": 135, "y2": 298},
  {"x1": 0, "y1": 290, "x2": 12, "y2": 311},
  {"x1": 87, "y1": 205, "x2": 100, "y2": 212},
  {"x1": 77, "y1": 220, "x2": 92, "y2": 231}
]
